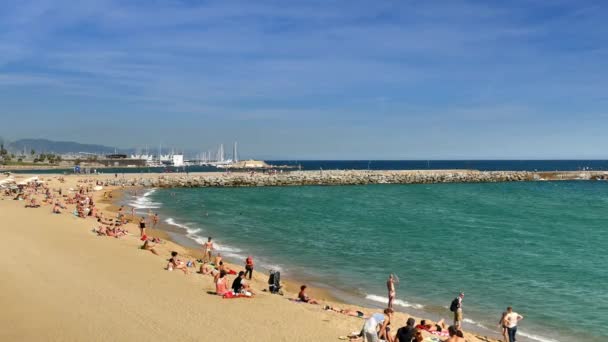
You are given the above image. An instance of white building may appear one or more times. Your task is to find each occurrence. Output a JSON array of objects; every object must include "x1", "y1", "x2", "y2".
[{"x1": 172, "y1": 154, "x2": 184, "y2": 167}]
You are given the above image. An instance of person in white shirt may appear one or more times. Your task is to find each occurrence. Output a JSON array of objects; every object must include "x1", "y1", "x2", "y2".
[{"x1": 503, "y1": 306, "x2": 524, "y2": 342}]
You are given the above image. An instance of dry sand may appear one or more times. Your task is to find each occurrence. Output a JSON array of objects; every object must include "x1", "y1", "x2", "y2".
[{"x1": 0, "y1": 173, "x2": 501, "y2": 342}]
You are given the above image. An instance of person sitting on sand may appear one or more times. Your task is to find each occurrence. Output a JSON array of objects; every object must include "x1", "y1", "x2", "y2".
[
  {"x1": 52, "y1": 203, "x2": 61, "y2": 214},
  {"x1": 355, "y1": 308, "x2": 393, "y2": 342},
  {"x1": 324, "y1": 305, "x2": 367, "y2": 318},
  {"x1": 215, "y1": 270, "x2": 229, "y2": 296},
  {"x1": 395, "y1": 317, "x2": 416, "y2": 342},
  {"x1": 298, "y1": 285, "x2": 319, "y2": 304},
  {"x1": 444, "y1": 326, "x2": 465, "y2": 342},
  {"x1": 231, "y1": 271, "x2": 253, "y2": 296},
  {"x1": 214, "y1": 253, "x2": 222, "y2": 267},
  {"x1": 141, "y1": 240, "x2": 159, "y2": 255},
  {"x1": 167, "y1": 251, "x2": 189, "y2": 274}
]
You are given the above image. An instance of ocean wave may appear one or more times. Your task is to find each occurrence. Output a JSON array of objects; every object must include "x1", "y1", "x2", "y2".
[
  {"x1": 130, "y1": 189, "x2": 161, "y2": 209},
  {"x1": 164, "y1": 217, "x2": 252, "y2": 263},
  {"x1": 518, "y1": 331, "x2": 560, "y2": 342},
  {"x1": 462, "y1": 318, "x2": 559, "y2": 342},
  {"x1": 365, "y1": 294, "x2": 424, "y2": 309},
  {"x1": 462, "y1": 318, "x2": 488, "y2": 330}
]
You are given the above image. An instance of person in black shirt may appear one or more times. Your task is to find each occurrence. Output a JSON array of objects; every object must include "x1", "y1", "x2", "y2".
[
  {"x1": 231, "y1": 271, "x2": 246, "y2": 293},
  {"x1": 395, "y1": 317, "x2": 416, "y2": 342}
]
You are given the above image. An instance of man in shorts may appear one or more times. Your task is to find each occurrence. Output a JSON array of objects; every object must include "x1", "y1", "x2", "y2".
[{"x1": 453, "y1": 292, "x2": 464, "y2": 329}]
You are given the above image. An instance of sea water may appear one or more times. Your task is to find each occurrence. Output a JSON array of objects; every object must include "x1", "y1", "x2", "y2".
[{"x1": 135, "y1": 181, "x2": 607, "y2": 342}]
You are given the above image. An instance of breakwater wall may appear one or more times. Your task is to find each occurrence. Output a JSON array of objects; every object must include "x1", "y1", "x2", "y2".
[{"x1": 101, "y1": 170, "x2": 608, "y2": 188}]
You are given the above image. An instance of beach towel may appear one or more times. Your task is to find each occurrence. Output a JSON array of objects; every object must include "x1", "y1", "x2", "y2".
[{"x1": 223, "y1": 291, "x2": 252, "y2": 299}]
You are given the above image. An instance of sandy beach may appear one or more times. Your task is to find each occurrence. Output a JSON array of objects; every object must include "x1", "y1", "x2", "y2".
[{"x1": 0, "y1": 173, "x2": 501, "y2": 342}]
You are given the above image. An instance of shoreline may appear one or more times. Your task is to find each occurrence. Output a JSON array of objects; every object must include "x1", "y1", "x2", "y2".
[
  {"x1": 2, "y1": 172, "x2": 565, "y2": 342},
  {"x1": 119, "y1": 185, "x2": 508, "y2": 342}
]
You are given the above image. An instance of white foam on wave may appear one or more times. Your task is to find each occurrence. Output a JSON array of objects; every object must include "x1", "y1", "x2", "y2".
[
  {"x1": 518, "y1": 331, "x2": 560, "y2": 342},
  {"x1": 365, "y1": 294, "x2": 424, "y2": 309},
  {"x1": 130, "y1": 189, "x2": 161, "y2": 209},
  {"x1": 462, "y1": 318, "x2": 559, "y2": 342},
  {"x1": 164, "y1": 217, "x2": 254, "y2": 263}
]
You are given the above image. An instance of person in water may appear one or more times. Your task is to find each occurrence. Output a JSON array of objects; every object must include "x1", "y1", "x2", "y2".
[{"x1": 298, "y1": 285, "x2": 319, "y2": 304}]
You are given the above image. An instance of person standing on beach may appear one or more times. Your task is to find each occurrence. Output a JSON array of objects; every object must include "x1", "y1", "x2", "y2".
[
  {"x1": 498, "y1": 310, "x2": 508, "y2": 342},
  {"x1": 203, "y1": 237, "x2": 213, "y2": 262},
  {"x1": 450, "y1": 292, "x2": 464, "y2": 329},
  {"x1": 245, "y1": 255, "x2": 254, "y2": 280},
  {"x1": 139, "y1": 216, "x2": 146, "y2": 237},
  {"x1": 152, "y1": 213, "x2": 159, "y2": 228},
  {"x1": 503, "y1": 307, "x2": 523, "y2": 342},
  {"x1": 387, "y1": 274, "x2": 396, "y2": 309}
]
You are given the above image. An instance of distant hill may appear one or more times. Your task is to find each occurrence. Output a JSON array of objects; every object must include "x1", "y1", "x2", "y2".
[{"x1": 7, "y1": 139, "x2": 132, "y2": 155}]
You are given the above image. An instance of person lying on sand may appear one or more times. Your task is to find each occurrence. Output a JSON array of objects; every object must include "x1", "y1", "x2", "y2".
[
  {"x1": 141, "y1": 240, "x2": 159, "y2": 255},
  {"x1": 25, "y1": 198, "x2": 40, "y2": 208},
  {"x1": 298, "y1": 285, "x2": 319, "y2": 304},
  {"x1": 324, "y1": 305, "x2": 367, "y2": 318},
  {"x1": 416, "y1": 319, "x2": 446, "y2": 333},
  {"x1": 198, "y1": 262, "x2": 212, "y2": 275},
  {"x1": 167, "y1": 251, "x2": 189, "y2": 274}
]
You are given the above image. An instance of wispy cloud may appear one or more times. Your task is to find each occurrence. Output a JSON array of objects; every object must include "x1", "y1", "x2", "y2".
[{"x1": 0, "y1": 0, "x2": 607, "y2": 158}]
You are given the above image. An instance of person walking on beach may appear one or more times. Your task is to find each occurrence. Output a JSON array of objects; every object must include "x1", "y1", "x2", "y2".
[
  {"x1": 498, "y1": 310, "x2": 508, "y2": 342},
  {"x1": 450, "y1": 292, "x2": 464, "y2": 329},
  {"x1": 503, "y1": 307, "x2": 523, "y2": 342},
  {"x1": 245, "y1": 255, "x2": 254, "y2": 280},
  {"x1": 387, "y1": 274, "x2": 396, "y2": 309},
  {"x1": 203, "y1": 237, "x2": 214, "y2": 262},
  {"x1": 139, "y1": 216, "x2": 146, "y2": 237}
]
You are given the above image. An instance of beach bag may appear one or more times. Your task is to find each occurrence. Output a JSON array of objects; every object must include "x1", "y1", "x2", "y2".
[{"x1": 450, "y1": 298, "x2": 459, "y2": 312}]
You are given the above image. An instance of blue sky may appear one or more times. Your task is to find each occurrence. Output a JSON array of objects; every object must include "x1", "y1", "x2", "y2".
[{"x1": 0, "y1": 0, "x2": 607, "y2": 159}]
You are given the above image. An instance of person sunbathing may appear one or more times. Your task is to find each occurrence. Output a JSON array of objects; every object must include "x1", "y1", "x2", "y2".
[
  {"x1": 25, "y1": 198, "x2": 40, "y2": 208},
  {"x1": 215, "y1": 270, "x2": 229, "y2": 296},
  {"x1": 298, "y1": 285, "x2": 319, "y2": 304},
  {"x1": 198, "y1": 262, "x2": 212, "y2": 275},
  {"x1": 141, "y1": 240, "x2": 159, "y2": 255},
  {"x1": 416, "y1": 319, "x2": 446, "y2": 333},
  {"x1": 167, "y1": 251, "x2": 189, "y2": 274},
  {"x1": 324, "y1": 305, "x2": 367, "y2": 318},
  {"x1": 52, "y1": 203, "x2": 62, "y2": 214}
]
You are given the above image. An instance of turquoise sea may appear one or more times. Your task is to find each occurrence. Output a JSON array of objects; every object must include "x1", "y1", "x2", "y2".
[{"x1": 132, "y1": 181, "x2": 608, "y2": 342}]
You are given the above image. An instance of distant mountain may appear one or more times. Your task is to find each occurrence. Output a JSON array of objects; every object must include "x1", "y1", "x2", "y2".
[{"x1": 7, "y1": 139, "x2": 132, "y2": 155}]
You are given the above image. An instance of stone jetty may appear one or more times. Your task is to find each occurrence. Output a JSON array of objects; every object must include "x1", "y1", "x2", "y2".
[{"x1": 100, "y1": 170, "x2": 608, "y2": 188}]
